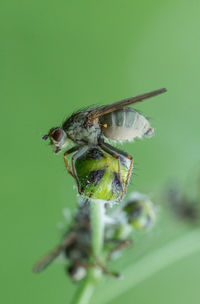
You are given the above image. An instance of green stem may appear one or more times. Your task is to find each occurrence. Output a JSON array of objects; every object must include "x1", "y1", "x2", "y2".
[
  {"x1": 71, "y1": 200, "x2": 105, "y2": 304},
  {"x1": 71, "y1": 271, "x2": 96, "y2": 304},
  {"x1": 90, "y1": 200, "x2": 105, "y2": 257}
]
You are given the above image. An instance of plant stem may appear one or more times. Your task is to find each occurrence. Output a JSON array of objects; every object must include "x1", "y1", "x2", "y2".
[
  {"x1": 90, "y1": 200, "x2": 105, "y2": 257},
  {"x1": 71, "y1": 200, "x2": 105, "y2": 304},
  {"x1": 70, "y1": 271, "x2": 96, "y2": 304}
]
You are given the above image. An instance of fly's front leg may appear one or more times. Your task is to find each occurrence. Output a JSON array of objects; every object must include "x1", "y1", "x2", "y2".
[
  {"x1": 64, "y1": 146, "x2": 79, "y2": 178},
  {"x1": 71, "y1": 146, "x2": 89, "y2": 194},
  {"x1": 99, "y1": 141, "x2": 124, "y2": 198}
]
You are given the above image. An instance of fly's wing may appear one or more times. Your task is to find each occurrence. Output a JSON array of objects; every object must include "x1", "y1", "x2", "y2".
[
  {"x1": 87, "y1": 88, "x2": 166, "y2": 124},
  {"x1": 32, "y1": 245, "x2": 63, "y2": 273}
]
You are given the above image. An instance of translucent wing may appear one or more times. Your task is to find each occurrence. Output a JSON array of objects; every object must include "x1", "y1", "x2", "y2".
[
  {"x1": 87, "y1": 88, "x2": 166, "y2": 123},
  {"x1": 32, "y1": 245, "x2": 63, "y2": 273}
]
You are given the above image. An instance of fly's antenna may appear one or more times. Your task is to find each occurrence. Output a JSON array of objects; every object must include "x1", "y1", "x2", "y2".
[{"x1": 42, "y1": 134, "x2": 49, "y2": 141}]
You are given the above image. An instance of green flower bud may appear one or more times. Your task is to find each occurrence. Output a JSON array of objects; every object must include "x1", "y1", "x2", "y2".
[
  {"x1": 123, "y1": 193, "x2": 156, "y2": 230},
  {"x1": 75, "y1": 148, "x2": 132, "y2": 201}
]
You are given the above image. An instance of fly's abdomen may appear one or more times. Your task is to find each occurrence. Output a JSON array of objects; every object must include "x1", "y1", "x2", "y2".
[{"x1": 100, "y1": 108, "x2": 154, "y2": 141}]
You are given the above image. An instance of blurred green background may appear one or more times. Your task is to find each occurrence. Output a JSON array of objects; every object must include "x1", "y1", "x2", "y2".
[{"x1": 1, "y1": 0, "x2": 200, "y2": 303}]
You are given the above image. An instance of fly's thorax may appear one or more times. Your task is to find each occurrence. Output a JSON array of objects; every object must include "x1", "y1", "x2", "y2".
[
  {"x1": 67, "y1": 121, "x2": 101, "y2": 145},
  {"x1": 63, "y1": 110, "x2": 101, "y2": 145},
  {"x1": 100, "y1": 107, "x2": 154, "y2": 141}
]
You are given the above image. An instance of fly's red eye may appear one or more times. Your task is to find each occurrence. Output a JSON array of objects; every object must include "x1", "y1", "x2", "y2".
[{"x1": 51, "y1": 128, "x2": 63, "y2": 142}]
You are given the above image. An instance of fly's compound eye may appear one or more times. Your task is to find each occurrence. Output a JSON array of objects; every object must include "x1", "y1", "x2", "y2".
[{"x1": 51, "y1": 128, "x2": 63, "y2": 142}]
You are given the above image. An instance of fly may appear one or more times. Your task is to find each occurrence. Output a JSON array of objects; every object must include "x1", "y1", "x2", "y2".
[{"x1": 42, "y1": 88, "x2": 167, "y2": 196}]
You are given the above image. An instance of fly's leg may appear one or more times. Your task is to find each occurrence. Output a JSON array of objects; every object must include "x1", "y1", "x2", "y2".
[
  {"x1": 99, "y1": 141, "x2": 124, "y2": 198},
  {"x1": 71, "y1": 146, "x2": 89, "y2": 194},
  {"x1": 113, "y1": 147, "x2": 133, "y2": 196},
  {"x1": 64, "y1": 146, "x2": 79, "y2": 178},
  {"x1": 100, "y1": 141, "x2": 133, "y2": 198}
]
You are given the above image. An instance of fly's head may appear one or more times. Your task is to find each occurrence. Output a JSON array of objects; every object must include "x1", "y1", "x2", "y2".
[{"x1": 42, "y1": 127, "x2": 68, "y2": 153}]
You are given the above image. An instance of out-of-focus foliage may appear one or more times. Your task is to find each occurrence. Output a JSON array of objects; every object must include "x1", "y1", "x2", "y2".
[
  {"x1": 33, "y1": 193, "x2": 155, "y2": 284},
  {"x1": 1, "y1": 0, "x2": 200, "y2": 304},
  {"x1": 122, "y1": 192, "x2": 156, "y2": 230}
]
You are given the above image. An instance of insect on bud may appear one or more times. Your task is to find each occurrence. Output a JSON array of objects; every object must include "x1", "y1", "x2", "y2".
[{"x1": 75, "y1": 148, "x2": 132, "y2": 201}]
